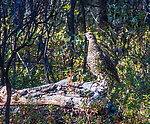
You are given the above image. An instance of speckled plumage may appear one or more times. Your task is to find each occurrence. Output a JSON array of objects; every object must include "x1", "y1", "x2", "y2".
[{"x1": 85, "y1": 32, "x2": 120, "y2": 83}]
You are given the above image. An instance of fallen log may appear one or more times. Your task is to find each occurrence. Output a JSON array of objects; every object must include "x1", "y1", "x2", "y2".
[
  {"x1": 0, "y1": 78, "x2": 108, "y2": 108},
  {"x1": 0, "y1": 78, "x2": 123, "y2": 123}
]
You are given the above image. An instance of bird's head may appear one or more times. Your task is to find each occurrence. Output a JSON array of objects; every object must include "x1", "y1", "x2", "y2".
[{"x1": 84, "y1": 32, "x2": 96, "y2": 41}]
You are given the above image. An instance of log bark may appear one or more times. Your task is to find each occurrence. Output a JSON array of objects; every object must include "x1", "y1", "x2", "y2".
[{"x1": 0, "y1": 78, "x2": 108, "y2": 108}]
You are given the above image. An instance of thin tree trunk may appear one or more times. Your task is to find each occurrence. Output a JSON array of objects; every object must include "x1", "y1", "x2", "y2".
[
  {"x1": 80, "y1": 0, "x2": 87, "y2": 73},
  {"x1": 69, "y1": 0, "x2": 76, "y2": 68},
  {"x1": 39, "y1": 35, "x2": 56, "y2": 83},
  {"x1": 5, "y1": 73, "x2": 11, "y2": 124}
]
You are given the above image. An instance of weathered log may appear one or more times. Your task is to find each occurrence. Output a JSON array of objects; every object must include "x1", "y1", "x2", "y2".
[
  {"x1": 1, "y1": 78, "x2": 124, "y2": 123},
  {"x1": 0, "y1": 78, "x2": 108, "y2": 108}
]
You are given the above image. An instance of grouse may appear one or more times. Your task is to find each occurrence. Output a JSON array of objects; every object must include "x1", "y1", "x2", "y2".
[{"x1": 85, "y1": 32, "x2": 120, "y2": 84}]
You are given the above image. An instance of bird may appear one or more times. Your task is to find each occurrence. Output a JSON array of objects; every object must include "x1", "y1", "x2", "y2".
[{"x1": 85, "y1": 32, "x2": 120, "y2": 84}]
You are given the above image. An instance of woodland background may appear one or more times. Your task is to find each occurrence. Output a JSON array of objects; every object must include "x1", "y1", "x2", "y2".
[{"x1": 0, "y1": 0, "x2": 149, "y2": 123}]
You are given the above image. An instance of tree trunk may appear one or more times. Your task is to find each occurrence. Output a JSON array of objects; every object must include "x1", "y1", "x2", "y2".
[
  {"x1": 69, "y1": 0, "x2": 76, "y2": 68},
  {"x1": 80, "y1": 0, "x2": 88, "y2": 73},
  {"x1": 5, "y1": 72, "x2": 12, "y2": 124}
]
